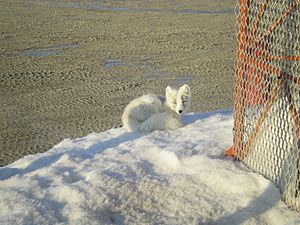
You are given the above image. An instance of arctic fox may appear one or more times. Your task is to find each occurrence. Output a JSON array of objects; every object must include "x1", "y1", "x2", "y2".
[{"x1": 122, "y1": 84, "x2": 191, "y2": 132}]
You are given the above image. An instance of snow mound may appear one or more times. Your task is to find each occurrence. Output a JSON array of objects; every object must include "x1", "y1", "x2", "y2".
[{"x1": 0, "y1": 110, "x2": 299, "y2": 225}]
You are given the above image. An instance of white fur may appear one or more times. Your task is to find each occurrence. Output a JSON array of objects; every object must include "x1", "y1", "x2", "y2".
[{"x1": 122, "y1": 84, "x2": 191, "y2": 132}]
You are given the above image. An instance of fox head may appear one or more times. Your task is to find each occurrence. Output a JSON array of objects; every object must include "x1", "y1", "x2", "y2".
[{"x1": 165, "y1": 84, "x2": 191, "y2": 114}]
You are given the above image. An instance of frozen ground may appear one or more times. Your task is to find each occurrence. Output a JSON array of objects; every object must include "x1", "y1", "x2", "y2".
[
  {"x1": 0, "y1": 110, "x2": 299, "y2": 225},
  {"x1": 0, "y1": 0, "x2": 235, "y2": 165}
]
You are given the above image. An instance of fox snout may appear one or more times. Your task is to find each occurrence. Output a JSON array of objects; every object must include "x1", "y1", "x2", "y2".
[{"x1": 178, "y1": 110, "x2": 183, "y2": 114}]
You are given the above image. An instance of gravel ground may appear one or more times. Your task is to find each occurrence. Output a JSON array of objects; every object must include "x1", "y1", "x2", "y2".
[{"x1": 0, "y1": 0, "x2": 236, "y2": 166}]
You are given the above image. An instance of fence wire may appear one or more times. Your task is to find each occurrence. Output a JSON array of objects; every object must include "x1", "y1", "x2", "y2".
[{"x1": 232, "y1": 0, "x2": 300, "y2": 211}]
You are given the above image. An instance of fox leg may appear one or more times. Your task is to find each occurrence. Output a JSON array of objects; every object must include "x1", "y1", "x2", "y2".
[
  {"x1": 139, "y1": 112, "x2": 183, "y2": 132},
  {"x1": 129, "y1": 104, "x2": 157, "y2": 122}
]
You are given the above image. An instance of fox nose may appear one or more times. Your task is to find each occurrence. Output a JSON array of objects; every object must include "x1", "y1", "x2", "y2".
[{"x1": 178, "y1": 110, "x2": 183, "y2": 114}]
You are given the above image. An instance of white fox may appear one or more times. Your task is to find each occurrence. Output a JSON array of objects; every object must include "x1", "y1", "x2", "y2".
[{"x1": 122, "y1": 84, "x2": 191, "y2": 132}]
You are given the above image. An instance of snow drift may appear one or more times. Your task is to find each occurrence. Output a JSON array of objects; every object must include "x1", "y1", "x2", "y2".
[{"x1": 0, "y1": 110, "x2": 299, "y2": 225}]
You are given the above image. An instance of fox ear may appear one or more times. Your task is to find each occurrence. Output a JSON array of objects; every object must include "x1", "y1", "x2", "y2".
[
  {"x1": 166, "y1": 86, "x2": 172, "y2": 96},
  {"x1": 180, "y1": 84, "x2": 191, "y2": 96}
]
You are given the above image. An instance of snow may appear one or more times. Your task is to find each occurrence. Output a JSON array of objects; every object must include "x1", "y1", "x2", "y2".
[{"x1": 0, "y1": 110, "x2": 299, "y2": 225}]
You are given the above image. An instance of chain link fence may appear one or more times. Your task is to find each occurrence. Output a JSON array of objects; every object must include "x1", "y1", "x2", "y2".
[{"x1": 230, "y1": 0, "x2": 300, "y2": 211}]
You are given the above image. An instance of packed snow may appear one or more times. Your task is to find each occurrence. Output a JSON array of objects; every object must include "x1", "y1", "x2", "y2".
[{"x1": 0, "y1": 110, "x2": 299, "y2": 225}]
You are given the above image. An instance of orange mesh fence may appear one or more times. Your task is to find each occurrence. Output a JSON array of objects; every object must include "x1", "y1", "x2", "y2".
[{"x1": 230, "y1": 0, "x2": 300, "y2": 211}]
